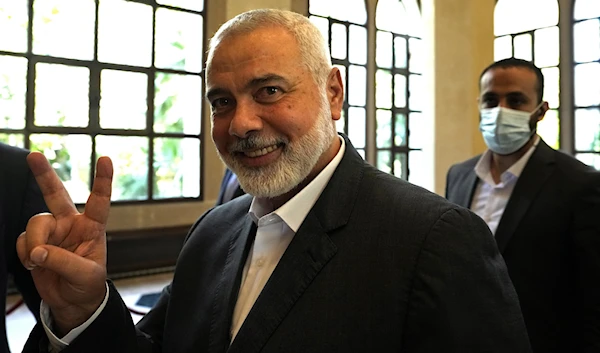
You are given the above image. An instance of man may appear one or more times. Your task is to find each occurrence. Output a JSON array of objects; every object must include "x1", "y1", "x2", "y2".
[
  {"x1": 19, "y1": 10, "x2": 531, "y2": 352},
  {"x1": 0, "y1": 142, "x2": 48, "y2": 353},
  {"x1": 446, "y1": 57, "x2": 600, "y2": 353}
]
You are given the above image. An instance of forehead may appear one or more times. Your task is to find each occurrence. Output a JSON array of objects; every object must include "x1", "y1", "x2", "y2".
[
  {"x1": 480, "y1": 66, "x2": 538, "y2": 97},
  {"x1": 206, "y1": 26, "x2": 303, "y2": 84}
]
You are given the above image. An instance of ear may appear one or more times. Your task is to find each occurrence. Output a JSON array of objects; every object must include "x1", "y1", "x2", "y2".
[
  {"x1": 326, "y1": 68, "x2": 344, "y2": 121},
  {"x1": 537, "y1": 101, "x2": 549, "y2": 121}
]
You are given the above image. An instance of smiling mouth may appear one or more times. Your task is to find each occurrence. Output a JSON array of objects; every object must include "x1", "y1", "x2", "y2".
[{"x1": 243, "y1": 144, "x2": 281, "y2": 158}]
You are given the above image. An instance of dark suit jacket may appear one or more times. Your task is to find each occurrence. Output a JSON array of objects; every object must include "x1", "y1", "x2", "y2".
[
  {"x1": 446, "y1": 139, "x2": 600, "y2": 353},
  {"x1": 0, "y1": 143, "x2": 47, "y2": 353},
  {"x1": 216, "y1": 169, "x2": 245, "y2": 205},
  {"x1": 25, "y1": 136, "x2": 531, "y2": 352}
]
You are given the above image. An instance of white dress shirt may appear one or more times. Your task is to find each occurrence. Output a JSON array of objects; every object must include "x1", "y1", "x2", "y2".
[
  {"x1": 230, "y1": 136, "x2": 346, "y2": 339},
  {"x1": 470, "y1": 136, "x2": 539, "y2": 235},
  {"x1": 41, "y1": 136, "x2": 346, "y2": 351}
]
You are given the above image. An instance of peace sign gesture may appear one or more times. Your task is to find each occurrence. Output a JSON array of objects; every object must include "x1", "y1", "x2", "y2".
[{"x1": 16, "y1": 152, "x2": 113, "y2": 336}]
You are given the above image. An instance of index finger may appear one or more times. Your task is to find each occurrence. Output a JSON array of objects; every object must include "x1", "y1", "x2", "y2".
[{"x1": 27, "y1": 151, "x2": 77, "y2": 218}]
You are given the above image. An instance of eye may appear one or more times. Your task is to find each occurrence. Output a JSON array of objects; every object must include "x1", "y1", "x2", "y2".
[
  {"x1": 506, "y1": 96, "x2": 527, "y2": 108},
  {"x1": 481, "y1": 96, "x2": 498, "y2": 108},
  {"x1": 210, "y1": 97, "x2": 232, "y2": 112},
  {"x1": 254, "y1": 86, "x2": 283, "y2": 103}
]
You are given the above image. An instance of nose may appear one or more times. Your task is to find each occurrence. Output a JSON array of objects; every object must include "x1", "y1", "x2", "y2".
[{"x1": 228, "y1": 101, "x2": 263, "y2": 138}]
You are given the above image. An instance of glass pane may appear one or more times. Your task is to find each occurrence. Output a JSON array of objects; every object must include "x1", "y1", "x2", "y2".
[
  {"x1": 376, "y1": 0, "x2": 408, "y2": 34},
  {"x1": 408, "y1": 112, "x2": 424, "y2": 148},
  {"x1": 98, "y1": 0, "x2": 153, "y2": 67},
  {"x1": 348, "y1": 106, "x2": 366, "y2": 148},
  {"x1": 494, "y1": 35, "x2": 513, "y2": 61},
  {"x1": 334, "y1": 64, "x2": 347, "y2": 101},
  {"x1": 310, "y1": 0, "x2": 367, "y2": 24},
  {"x1": 513, "y1": 33, "x2": 532, "y2": 61},
  {"x1": 494, "y1": 0, "x2": 559, "y2": 36},
  {"x1": 394, "y1": 74, "x2": 407, "y2": 108},
  {"x1": 395, "y1": 113, "x2": 407, "y2": 146},
  {"x1": 376, "y1": 109, "x2": 392, "y2": 148},
  {"x1": 394, "y1": 36, "x2": 407, "y2": 69},
  {"x1": 96, "y1": 135, "x2": 148, "y2": 201},
  {"x1": 0, "y1": 55, "x2": 27, "y2": 129},
  {"x1": 575, "y1": 108, "x2": 600, "y2": 152},
  {"x1": 154, "y1": 73, "x2": 202, "y2": 134},
  {"x1": 377, "y1": 150, "x2": 392, "y2": 174},
  {"x1": 534, "y1": 26, "x2": 559, "y2": 67},
  {"x1": 348, "y1": 65, "x2": 366, "y2": 106},
  {"x1": 0, "y1": 133, "x2": 24, "y2": 147},
  {"x1": 574, "y1": 0, "x2": 600, "y2": 20},
  {"x1": 393, "y1": 152, "x2": 407, "y2": 179},
  {"x1": 575, "y1": 63, "x2": 600, "y2": 107},
  {"x1": 33, "y1": 0, "x2": 95, "y2": 60},
  {"x1": 100, "y1": 70, "x2": 147, "y2": 130},
  {"x1": 537, "y1": 109, "x2": 559, "y2": 149},
  {"x1": 349, "y1": 25, "x2": 367, "y2": 65},
  {"x1": 155, "y1": 8, "x2": 203, "y2": 72},
  {"x1": 403, "y1": 0, "x2": 423, "y2": 38},
  {"x1": 30, "y1": 134, "x2": 91, "y2": 204},
  {"x1": 154, "y1": 137, "x2": 200, "y2": 199},
  {"x1": 376, "y1": 31, "x2": 393, "y2": 69},
  {"x1": 0, "y1": 1, "x2": 28, "y2": 53},
  {"x1": 408, "y1": 150, "x2": 424, "y2": 185},
  {"x1": 309, "y1": 16, "x2": 329, "y2": 45},
  {"x1": 357, "y1": 149, "x2": 365, "y2": 159},
  {"x1": 574, "y1": 19, "x2": 600, "y2": 63},
  {"x1": 376, "y1": 69, "x2": 392, "y2": 109},
  {"x1": 331, "y1": 23, "x2": 347, "y2": 60},
  {"x1": 576, "y1": 153, "x2": 600, "y2": 170},
  {"x1": 336, "y1": 109, "x2": 345, "y2": 133},
  {"x1": 35, "y1": 63, "x2": 89, "y2": 127},
  {"x1": 541, "y1": 67, "x2": 559, "y2": 109},
  {"x1": 408, "y1": 74, "x2": 423, "y2": 111},
  {"x1": 157, "y1": 0, "x2": 204, "y2": 12},
  {"x1": 408, "y1": 38, "x2": 423, "y2": 74}
]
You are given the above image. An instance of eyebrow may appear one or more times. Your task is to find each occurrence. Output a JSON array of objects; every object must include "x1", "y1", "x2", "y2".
[{"x1": 205, "y1": 73, "x2": 289, "y2": 101}]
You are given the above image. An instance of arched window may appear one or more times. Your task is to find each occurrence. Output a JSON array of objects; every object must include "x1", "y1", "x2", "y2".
[
  {"x1": 573, "y1": 0, "x2": 600, "y2": 168},
  {"x1": 374, "y1": 0, "x2": 423, "y2": 180},
  {"x1": 494, "y1": 0, "x2": 560, "y2": 150},
  {"x1": 309, "y1": 0, "x2": 368, "y2": 158},
  {"x1": 0, "y1": 0, "x2": 205, "y2": 202},
  {"x1": 309, "y1": 0, "x2": 425, "y2": 182}
]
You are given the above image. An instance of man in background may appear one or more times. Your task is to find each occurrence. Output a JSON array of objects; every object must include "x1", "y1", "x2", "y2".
[
  {"x1": 446, "y1": 57, "x2": 600, "y2": 352},
  {"x1": 0, "y1": 142, "x2": 48, "y2": 353}
]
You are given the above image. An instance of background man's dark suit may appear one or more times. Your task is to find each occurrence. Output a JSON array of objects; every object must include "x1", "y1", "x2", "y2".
[
  {"x1": 446, "y1": 139, "x2": 600, "y2": 353},
  {"x1": 25, "y1": 137, "x2": 532, "y2": 353},
  {"x1": 216, "y1": 169, "x2": 245, "y2": 205},
  {"x1": 0, "y1": 143, "x2": 47, "y2": 353}
]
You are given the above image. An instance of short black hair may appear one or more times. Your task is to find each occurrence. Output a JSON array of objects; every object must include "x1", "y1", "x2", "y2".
[{"x1": 479, "y1": 57, "x2": 545, "y2": 103}]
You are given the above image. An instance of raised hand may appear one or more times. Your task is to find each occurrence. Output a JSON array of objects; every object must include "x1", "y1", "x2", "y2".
[{"x1": 16, "y1": 152, "x2": 113, "y2": 335}]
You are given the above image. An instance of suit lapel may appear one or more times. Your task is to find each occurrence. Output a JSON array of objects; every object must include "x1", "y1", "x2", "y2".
[
  {"x1": 457, "y1": 170, "x2": 479, "y2": 208},
  {"x1": 207, "y1": 215, "x2": 257, "y2": 353},
  {"x1": 494, "y1": 141, "x2": 556, "y2": 253},
  {"x1": 227, "y1": 134, "x2": 363, "y2": 353}
]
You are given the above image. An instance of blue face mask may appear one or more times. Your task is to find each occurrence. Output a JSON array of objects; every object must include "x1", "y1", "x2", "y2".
[{"x1": 479, "y1": 103, "x2": 543, "y2": 155}]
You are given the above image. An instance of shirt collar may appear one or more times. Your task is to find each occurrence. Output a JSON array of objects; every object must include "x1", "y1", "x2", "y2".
[
  {"x1": 474, "y1": 135, "x2": 540, "y2": 185},
  {"x1": 249, "y1": 136, "x2": 346, "y2": 232}
]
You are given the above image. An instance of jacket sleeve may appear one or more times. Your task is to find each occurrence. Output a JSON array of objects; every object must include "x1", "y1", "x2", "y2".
[{"x1": 403, "y1": 206, "x2": 532, "y2": 352}]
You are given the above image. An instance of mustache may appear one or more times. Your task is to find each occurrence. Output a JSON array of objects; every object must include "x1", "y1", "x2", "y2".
[{"x1": 228, "y1": 134, "x2": 288, "y2": 153}]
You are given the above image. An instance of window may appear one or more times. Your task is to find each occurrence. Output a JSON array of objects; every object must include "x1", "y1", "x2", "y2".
[
  {"x1": 573, "y1": 0, "x2": 600, "y2": 168},
  {"x1": 309, "y1": 0, "x2": 425, "y2": 181},
  {"x1": 494, "y1": 0, "x2": 560, "y2": 150},
  {"x1": 309, "y1": 0, "x2": 368, "y2": 158},
  {"x1": 0, "y1": 0, "x2": 205, "y2": 203},
  {"x1": 374, "y1": 0, "x2": 423, "y2": 180}
]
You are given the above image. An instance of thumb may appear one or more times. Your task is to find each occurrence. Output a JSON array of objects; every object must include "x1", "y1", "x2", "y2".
[{"x1": 30, "y1": 245, "x2": 106, "y2": 286}]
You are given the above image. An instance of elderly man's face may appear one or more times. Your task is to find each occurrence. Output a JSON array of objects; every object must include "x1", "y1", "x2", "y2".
[{"x1": 205, "y1": 26, "x2": 343, "y2": 198}]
